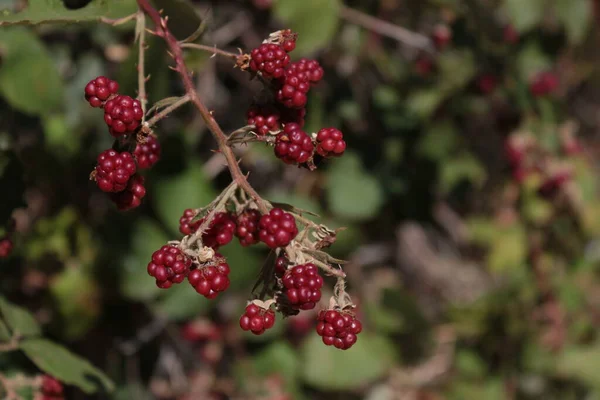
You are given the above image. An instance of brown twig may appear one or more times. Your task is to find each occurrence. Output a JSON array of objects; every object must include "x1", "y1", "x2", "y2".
[
  {"x1": 180, "y1": 43, "x2": 240, "y2": 60},
  {"x1": 136, "y1": 0, "x2": 268, "y2": 214},
  {"x1": 338, "y1": 5, "x2": 434, "y2": 53},
  {"x1": 144, "y1": 94, "x2": 191, "y2": 128},
  {"x1": 136, "y1": 12, "x2": 148, "y2": 118}
]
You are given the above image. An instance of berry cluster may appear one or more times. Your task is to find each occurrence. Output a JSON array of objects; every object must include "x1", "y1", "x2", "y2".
[
  {"x1": 239, "y1": 303, "x2": 276, "y2": 335},
  {"x1": 245, "y1": 30, "x2": 346, "y2": 166},
  {"x1": 258, "y1": 208, "x2": 298, "y2": 248},
  {"x1": 147, "y1": 245, "x2": 193, "y2": 288},
  {"x1": 316, "y1": 309, "x2": 362, "y2": 350},
  {"x1": 235, "y1": 209, "x2": 261, "y2": 246},
  {"x1": 530, "y1": 71, "x2": 559, "y2": 97},
  {"x1": 282, "y1": 263, "x2": 323, "y2": 310},
  {"x1": 40, "y1": 375, "x2": 64, "y2": 400},
  {"x1": 179, "y1": 210, "x2": 237, "y2": 249},
  {"x1": 85, "y1": 77, "x2": 162, "y2": 211},
  {"x1": 188, "y1": 256, "x2": 231, "y2": 299}
]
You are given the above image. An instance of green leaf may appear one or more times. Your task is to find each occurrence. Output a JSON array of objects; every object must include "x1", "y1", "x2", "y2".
[
  {"x1": 439, "y1": 154, "x2": 486, "y2": 194},
  {"x1": 418, "y1": 121, "x2": 459, "y2": 161},
  {"x1": 437, "y1": 50, "x2": 476, "y2": 93},
  {"x1": 301, "y1": 332, "x2": 396, "y2": 390},
  {"x1": 504, "y1": 0, "x2": 545, "y2": 32},
  {"x1": 153, "y1": 284, "x2": 210, "y2": 321},
  {"x1": 0, "y1": 28, "x2": 64, "y2": 115},
  {"x1": 253, "y1": 341, "x2": 300, "y2": 392},
  {"x1": 20, "y1": 338, "x2": 114, "y2": 394},
  {"x1": 406, "y1": 88, "x2": 444, "y2": 119},
  {"x1": 218, "y1": 240, "x2": 263, "y2": 290},
  {"x1": 0, "y1": 0, "x2": 136, "y2": 26},
  {"x1": 554, "y1": 0, "x2": 592, "y2": 45},
  {"x1": 516, "y1": 43, "x2": 552, "y2": 81},
  {"x1": 152, "y1": 160, "x2": 216, "y2": 235},
  {"x1": 274, "y1": 0, "x2": 340, "y2": 56},
  {"x1": 120, "y1": 218, "x2": 169, "y2": 301},
  {"x1": 0, "y1": 296, "x2": 41, "y2": 337},
  {"x1": 326, "y1": 152, "x2": 384, "y2": 221},
  {"x1": 488, "y1": 224, "x2": 527, "y2": 274}
]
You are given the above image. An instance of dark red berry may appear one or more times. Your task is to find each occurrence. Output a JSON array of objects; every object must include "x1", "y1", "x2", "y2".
[
  {"x1": 250, "y1": 43, "x2": 291, "y2": 79},
  {"x1": 147, "y1": 245, "x2": 192, "y2": 288},
  {"x1": 235, "y1": 209, "x2": 261, "y2": 246},
  {"x1": 316, "y1": 309, "x2": 362, "y2": 350},
  {"x1": 432, "y1": 24, "x2": 452, "y2": 50},
  {"x1": 239, "y1": 303, "x2": 276, "y2": 335},
  {"x1": 258, "y1": 208, "x2": 298, "y2": 248},
  {"x1": 415, "y1": 56, "x2": 434, "y2": 77},
  {"x1": 315, "y1": 127, "x2": 346, "y2": 158},
  {"x1": 276, "y1": 63, "x2": 313, "y2": 109},
  {"x1": 41, "y1": 375, "x2": 64, "y2": 397},
  {"x1": 84, "y1": 76, "x2": 119, "y2": 108},
  {"x1": 282, "y1": 263, "x2": 323, "y2": 310},
  {"x1": 188, "y1": 255, "x2": 230, "y2": 299},
  {"x1": 529, "y1": 72, "x2": 559, "y2": 97},
  {"x1": 94, "y1": 149, "x2": 137, "y2": 193},
  {"x1": 280, "y1": 29, "x2": 297, "y2": 53},
  {"x1": 0, "y1": 237, "x2": 13, "y2": 258},
  {"x1": 476, "y1": 74, "x2": 498, "y2": 95},
  {"x1": 103, "y1": 95, "x2": 144, "y2": 137},
  {"x1": 179, "y1": 210, "x2": 237, "y2": 249},
  {"x1": 274, "y1": 125, "x2": 314, "y2": 164},
  {"x1": 181, "y1": 320, "x2": 221, "y2": 342},
  {"x1": 503, "y1": 24, "x2": 519, "y2": 44},
  {"x1": 247, "y1": 104, "x2": 281, "y2": 135},
  {"x1": 286, "y1": 58, "x2": 324, "y2": 84},
  {"x1": 275, "y1": 256, "x2": 288, "y2": 277},
  {"x1": 109, "y1": 174, "x2": 146, "y2": 211},
  {"x1": 538, "y1": 171, "x2": 571, "y2": 198},
  {"x1": 179, "y1": 208, "x2": 201, "y2": 235},
  {"x1": 134, "y1": 134, "x2": 161, "y2": 169}
]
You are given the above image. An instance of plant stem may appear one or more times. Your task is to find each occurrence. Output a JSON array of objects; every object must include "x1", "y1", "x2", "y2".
[
  {"x1": 136, "y1": 0, "x2": 268, "y2": 214},
  {"x1": 144, "y1": 94, "x2": 191, "y2": 128},
  {"x1": 136, "y1": 12, "x2": 148, "y2": 119},
  {"x1": 180, "y1": 43, "x2": 239, "y2": 60}
]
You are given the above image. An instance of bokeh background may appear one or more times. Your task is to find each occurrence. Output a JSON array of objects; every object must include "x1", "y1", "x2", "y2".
[{"x1": 2, "y1": 0, "x2": 600, "y2": 398}]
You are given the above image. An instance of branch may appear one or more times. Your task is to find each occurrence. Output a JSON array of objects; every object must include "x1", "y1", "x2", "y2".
[
  {"x1": 136, "y1": 0, "x2": 268, "y2": 214},
  {"x1": 180, "y1": 43, "x2": 240, "y2": 60},
  {"x1": 338, "y1": 5, "x2": 434, "y2": 53},
  {"x1": 136, "y1": 11, "x2": 148, "y2": 118},
  {"x1": 144, "y1": 94, "x2": 191, "y2": 128}
]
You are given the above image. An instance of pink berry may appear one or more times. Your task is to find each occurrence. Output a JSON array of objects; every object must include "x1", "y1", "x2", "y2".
[
  {"x1": 239, "y1": 303, "x2": 276, "y2": 335},
  {"x1": 315, "y1": 127, "x2": 346, "y2": 158},
  {"x1": 432, "y1": 24, "x2": 452, "y2": 50},
  {"x1": 147, "y1": 245, "x2": 192, "y2": 288},
  {"x1": 103, "y1": 95, "x2": 144, "y2": 137},
  {"x1": 316, "y1": 309, "x2": 362, "y2": 350},
  {"x1": 109, "y1": 174, "x2": 146, "y2": 211},
  {"x1": 249, "y1": 43, "x2": 291, "y2": 79},
  {"x1": 41, "y1": 375, "x2": 64, "y2": 397},
  {"x1": 235, "y1": 209, "x2": 262, "y2": 246},
  {"x1": 282, "y1": 263, "x2": 323, "y2": 310},
  {"x1": 94, "y1": 149, "x2": 137, "y2": 193},
  {"x1": 134, "y1": 134, "x2": 161, "y2": 169},
  {"x1": 258, "y1": 208, "x2": 298, "y2": 248},
  {"x1": 0, "y1": 237, "x2": 13, "y2": 258},
  {"x1": 247, "y1": 104, "x2": 281, "y2": 135},
  {"x1": 188, "y1": 255, "x2": 231, "y2": 299},
  {"x1": 503, "y1": 24, "x2": 519, "y2": 44},
  {"x1": 84, "y1": 76, "x2": 119, "y2": 108}
]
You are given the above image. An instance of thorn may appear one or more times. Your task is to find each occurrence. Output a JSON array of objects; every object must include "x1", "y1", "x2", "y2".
[
  {"x1": 145, "y1": 74, "x2": 151, "y2": 82},
  {"x1": 166, "y1": 50, "x2": 175, "y2": 58},
  {"x1": 168, "y1": 65, "x2": 178, "y2": 71}
]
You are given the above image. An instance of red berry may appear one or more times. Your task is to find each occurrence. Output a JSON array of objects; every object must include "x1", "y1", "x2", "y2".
[
  {"x1": 188, "y1": 255, "x2": 231, "y2": 299},
  {"x1": 280, "y1": 29, "x2": 297, "y2": 53},
  {"x1": 109, "y1": 174, "x2": 146, "y2": 211},
  {"x1": 316, "y1": 309, "x2": 362, "y2": 350},
  {"x1": 258, "y1": 208, "x2": 298, "y2": 248},
  {"x1": 239, "y1": 303, "x2": 276, "y2": 335},
  {"x1": 147, "y1": 245, "x2": 192, "y2": 288},
  {"x1": 179, "y1": 210, "x2": 237, "y2": 249},
  {"x1": 134, "y1": 134, "x2": 161, "y2": 169},
  {"x1": 476, "y1": 74, "x2": 498, "y2": 95},
  {"x1": 529, "y1": 72, "x2": 559, "y2": 97},
  {"x1": 276, "y1": 60, "x2": 322, "y2": 109},
  {"x1": 432, "y1": 24, "x2": 452, "y2": 50},
  {"x1": 235, "y1": 209, "x2": 261, "y2": 246},
  {"x1": 287, "y1": 58, "x2": 324, "y2": 84},
  {"x1": 41, "y1": 375, "x2": 64, "y2": 397},
  {"x1": 503, "y1": 24, "x2": 519, "y2": 44},
  {"x1": 415, "y1": 56, "x2": 434, "y2": 77},
  {"x1": 84, "y1": 76, "x2": 119, "y2": 108},
  {"x1": 0, "y1": 237, "x2": 13, "y2": 258},
  {"x1": 274, "y1": 124, "x2": 314, "y2": 164},
  {"x1": 282, "y1": 263, "x2": 323, "y2": 310},
  {"x1": 249, "y1": 43, "x2": 291, "y2": 79},
  {"x1": 181, "y1": 320, "x2": 221, "y2": 342},
  {"x1": 315, "y1": 127, "x2": 346, "y2": 158},
  {"x1": 538, "y1": 171, "x2": 571, "y2": 198},
  {"x1": 103, "y1": 95, "x2": 144, "y2": 137},
  {"x1": 94, "y1": 149, "x2": 137, "y2": 193},
  {"x1": 275, "y1": 256, "x2": 289, "y2": 277},
  {"x1": 247, "y1": 104, "x2": 281, "y2": 135}
]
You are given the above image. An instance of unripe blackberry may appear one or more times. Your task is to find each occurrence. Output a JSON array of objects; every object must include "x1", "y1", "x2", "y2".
[
  {"x1": 188, "y1": 255, "x2": 231, "y2": 299},
  {"x1": 235, "y1": 209, "x2": 261, "y2": 246},
  {"x1": 239, "y1": 303, "x2": 276, "y2": 335},
  {"x1": 316, "y1": 309, "x2": 362, "y2": 350},
  {"x1": 41, "y1": 375, "x2": 64, "y2": 398},
  {"x1": 84, "y1": 76, "x2": 119, "y2": 108},
  {"x1": 280, "y1": 29, "x2": 297, "y2": 53},
  {"x1": 432, "y1": 24, "x2": 452, "y2": 50},
  {"x1": 282, "y1": 263, "x2": 323, "y2": 310},
  {"x1": 287, "y1": 58, "x2": 324, "y2": 84},
  {"x1": 529, "y1": 71, "x2": 559, "y2": 97},
  {"x1": 315, "y1": 127, "x2": 346, "y2": 158},
  {"x1": 109, "y1": 174, "x2": 146, "y2": 211},
  {"x1": 94, "y1": 149, "x2": 137, "y2": 193},
  {"x1": 476, "y1": 74, "x2": 498, "y2": 95},
  {"x1": 276, "y1": 65, "x2": 311, "y2": 109},
  {"x1": 134, "y1": 134, "x2": 161, "y2": 169},
  {"x1": 247, "y1": 104, "x2": 281, "y2": 135},
  {"x1": 274, "y1": 125, "x2": 314, "y2": 164},
  {"x1": 0, "y1": 237, "x2": 13, "y2": 258},
  {"x1": 503, "y1": 24, "x2": 519, "y2": 44},
  {"x1": 415, "y1": 56, "x2": 434, "y2": 77},
  {"x1": 179, "y1": 208, "x2": 201, "y2": 235},
  {"x1": 258, "y1": 208, "x2": 298, "y2": 248},
  {"x1": 147, "y1": 245, "x2": 192, "y2": 289},
  {"x1": 249, "y1": 43, "x2": 291, "y2": 79},
  {"x1": 103, "y1": 95, "x2": 144, "y2": 136},
  {"x1": 179, "y1": 210, "x2": 237, "y2": 249}
]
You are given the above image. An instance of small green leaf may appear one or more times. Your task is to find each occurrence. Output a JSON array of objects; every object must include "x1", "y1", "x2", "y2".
[
  {"x1": 274, "y1": 0, "x2": 340, "y2": 56},
  {"x1": 301, "y1": 332, "x2": 396, "y2": 390},
  {"x1": 0, "y1": 28, "x2": 64, "y2": 115},
  {"x1": 554, "y1": 0, "x2": 592, "y2": 45},
  {"x1": 504, "y1": 0, "x2": 545, "y2": 32},
  {"x1": 0, "y1": 0, "x2": 136, "y2": 26},
  {"x1": 20, "y1": 338, "x2": 114, "y2": 394},
  {"x1": 0, "y1": 296, "x2": 41, "y2": 337},
  {"x1": 556, "y1": 345, "x2": 600, "y2": 390},
  {"x1": 439, "y1": 154, "x2": 486, "y2": 194},
  {"x1": 0, "y1": 320, "x2": 11, "y2": 341},
  {"x1": 418, "y1": 121, "x2": 459, "y2": 161},
  {"x1": 152, "y1": 161, "x2": 216, "y2": 235}
]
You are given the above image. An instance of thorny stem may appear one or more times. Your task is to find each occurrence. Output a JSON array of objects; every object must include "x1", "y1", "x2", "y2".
[
  {"x1": 144, "y1": 94, "x2": 191, "y2": 128},
  {"x1": 136, "y1": 0, "x2": 268, "y2": 214},
  {"x1": 180, "y1": 43, "x2": 240, "y2": 60},
  {"x1": 136, "y1": 12, "x2": 148, "y2": 118}
]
